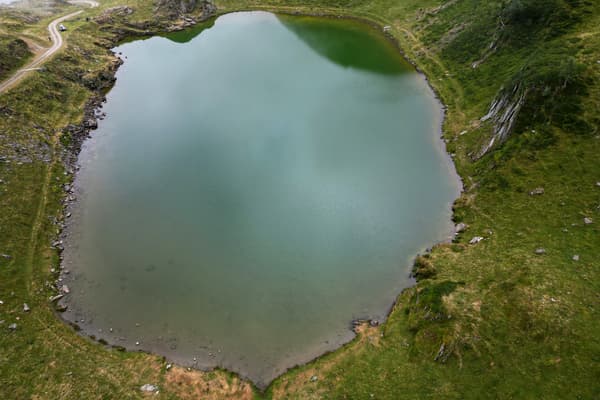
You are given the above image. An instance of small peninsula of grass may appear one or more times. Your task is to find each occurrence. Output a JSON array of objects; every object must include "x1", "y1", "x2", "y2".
[{"x1": 0, "y1": 0, "x2": 598, "y2": 399}]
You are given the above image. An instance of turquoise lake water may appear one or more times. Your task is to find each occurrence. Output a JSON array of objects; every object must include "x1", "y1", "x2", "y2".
[{"x1": 60, "y1": 12, "x2": 460, "y2": 387}]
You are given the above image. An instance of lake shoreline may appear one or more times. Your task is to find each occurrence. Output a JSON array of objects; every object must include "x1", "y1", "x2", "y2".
[{"x1": 52, "y1": 8, "x2": 462, "y2": 392}]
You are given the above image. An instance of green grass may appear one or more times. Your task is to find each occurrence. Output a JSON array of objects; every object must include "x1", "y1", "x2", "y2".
[
  {"x1": 0, "y1": 0, "x2": 599, "y2": 398},
  {"x1": 0, "y1": 35, "x2": 31, "y2": 81}
]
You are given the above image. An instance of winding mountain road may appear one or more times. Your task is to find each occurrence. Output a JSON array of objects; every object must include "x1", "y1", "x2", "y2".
[{"x1": 0, "y1": 0, "x2": 99, "y2": 94}]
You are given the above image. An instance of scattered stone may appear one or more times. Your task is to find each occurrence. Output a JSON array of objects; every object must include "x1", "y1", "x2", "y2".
[
  {"x1": 383, "y1": 25, "x2": 391, "y2": 32},
  {"x1": 596, "y1": 181, "x2": 600, "y2": 187},
  {"x1": 310, "y1": 375, "x2": 318, "y2": 382},
  {"x1": 529, "y1": 187, "x2": 544, "y2": 196},
  {"x1": 166, "y1": 363, "x2": 172, "y2": 371},
  {"x1": 65, "y1": 212, "x2": 72, "y2": 218},
  {"x1": 584, "y1": 217, "x2": 593, "y2": 225},
  {"x1": 0, "y1": 300, "x2": 3, "y2": 305},
  {"x1": 369, "y1": 319, "x2": 380, "y2": 327},
  {"x1": 84, "y1": 119, "x2": 98, "y2": 129},
  {"x1": 454, "y1": 222, "x2": 467, "y2": 234},
  {"x1": 135, "y1": 341, "x2": 140, "y2": 345},
  {"x1": 61, "y1": 284, "x2": 70, "y2": 294},
  {"x1": 434, "y1": 343, "x2": 446, "y2": 362},
  {"x1": 459, "y1": 130, "x2": 468, "y2": 136},
  {"x1": 572, "y1": 255, "x2": 580, "y2": 261},
  {"x1": 8, "y1": 323, "x2": 17, "y2": 330},
  {"x1": 535, "y1": 248, "x2": 546, "y2": 255},
  {"x1": 23, "y1": 303, "x2": 30, "y2": 312},
  {"x1": 1, "y1": 254, "x2": 11, "y2": 259},
  {"x1": 50, "y1": 294, "x2": 63, "y2": 302},
  {"x1": 469, "y1": 236, "x2": 484, "y2": 245},
  {"x1": 140, "y1": 384, "x2": 158, "y2": 393}
]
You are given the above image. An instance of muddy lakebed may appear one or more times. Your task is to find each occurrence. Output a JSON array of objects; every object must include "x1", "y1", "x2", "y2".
[{"x1": 59, "y1": 12, "x2": 461, "y2": 387}]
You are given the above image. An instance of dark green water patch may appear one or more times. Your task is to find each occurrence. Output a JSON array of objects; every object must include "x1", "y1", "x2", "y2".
[
  {"x1": 279, "y1": 15, "x2": 409, "y2": 75},
  {"x1": 60, "y1": 12, "x2": 460, "y2": 388}
]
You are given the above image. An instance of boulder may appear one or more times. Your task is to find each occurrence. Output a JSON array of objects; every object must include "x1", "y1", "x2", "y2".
[
  {"x1": 50, "y1": 294, "x2": 64, "y2": 302},
  {"x1": 469, "y1": 236, "x2": 484, "y2": 245},
  {"x1": 535, "y1": 248, "x2": 546, "y2": 255},
  {"x1": 529, "y1": 187, "x2": 544, "y2": 196},
  {"x1": 584, "y1": 217, "x2": 593, "y2": 225},
  {"x1": 140, "y1": 384, "x2": 158, "y2": 392},
  {"x1": 454, "y1": 222, "x2": 467, "y2": 234}
]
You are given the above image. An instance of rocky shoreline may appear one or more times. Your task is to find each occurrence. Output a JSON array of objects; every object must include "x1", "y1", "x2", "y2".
[{"x1": 49, "y1": 1, "x2": 218, "y2": 321}]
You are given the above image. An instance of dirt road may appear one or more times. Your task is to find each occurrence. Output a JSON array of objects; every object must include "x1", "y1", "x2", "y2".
[{"x1": 0, "y1": 1, "x2": 99, "y2": 94}]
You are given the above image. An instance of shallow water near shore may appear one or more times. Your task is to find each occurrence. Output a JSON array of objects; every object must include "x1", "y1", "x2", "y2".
[{"x1": 60, "y1": 11, "x2": 460, "y2": 387}]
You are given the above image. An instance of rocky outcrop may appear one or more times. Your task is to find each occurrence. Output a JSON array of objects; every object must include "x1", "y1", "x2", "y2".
[
  {"x1": 155, "y1": 0, "x2": 216, "y2": 18},
  {"x1": 478, "y1": 82, "x2": 528, "y2": 157},
  {"x1": 94, "y1": 6, "x2": 135, "y2": 25}
]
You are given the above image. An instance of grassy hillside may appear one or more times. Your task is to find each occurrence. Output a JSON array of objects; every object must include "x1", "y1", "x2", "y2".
[
  {"x1": 0, "y1": 0, "x2": 598, "y2": 398},
  {"x1": 0, "y1": 35, "x2": 31, "y2": 81}
]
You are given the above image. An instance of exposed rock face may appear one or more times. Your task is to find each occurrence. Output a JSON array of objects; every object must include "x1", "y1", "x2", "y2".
[
  {"x1": 155, "y1": 0, "x2": 216, "y2": 18},
  {"x1": 478, "y1": 83, "x2": 528, "y2": 157},
  {"x1": 94, "y1": 6, "x2": 134, "y2": 25}
]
